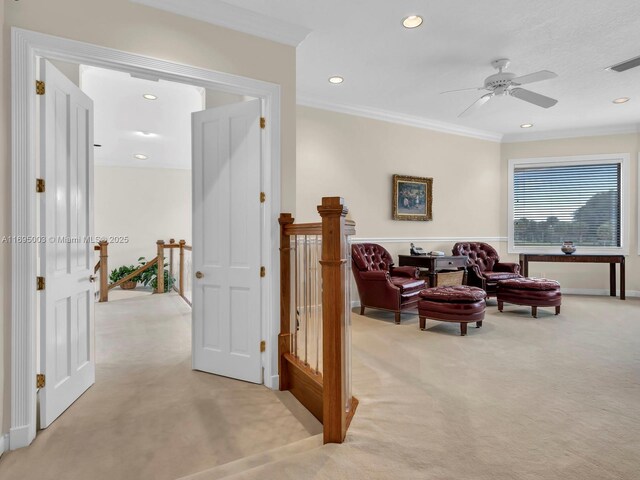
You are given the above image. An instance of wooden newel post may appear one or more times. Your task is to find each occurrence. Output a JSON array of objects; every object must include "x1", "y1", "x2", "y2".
[
  {"x1": 169, "y1": 238, "x2": 175, "y2": 284},
  {"x1": 278, "y1": 213, "x2": 295, "y2": 391},
  {"x1": 157, "y1": 240, "x2": 165, "y2": 293},
  {"x1": 98, "y1": 240, "x2": 109, "y2": 302},
  {"x1": 179, "y1": 239, "x2": 186, "y2": 297},
  {"x1": 318, "y1": 197, "x2": 348, "y2": 444}
]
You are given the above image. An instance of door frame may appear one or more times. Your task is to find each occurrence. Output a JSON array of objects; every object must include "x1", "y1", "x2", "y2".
[{"x1": 10, "y1": 27, "x2": 282, "y2": 450}]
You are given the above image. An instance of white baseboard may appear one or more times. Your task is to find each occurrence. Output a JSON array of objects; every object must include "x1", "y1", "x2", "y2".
[
  {"x1": 561, "y1": 288, "x2": 640, "y2": 298},
  {"x1": 9, "y1": 424, "x2": 31, "y2": 450},
  {"x1": 0, "y1": 433, "x2": 9, "y2": 456},
  {"x1": 267, "y1": 374, "x2": 279, "y2": 390}
]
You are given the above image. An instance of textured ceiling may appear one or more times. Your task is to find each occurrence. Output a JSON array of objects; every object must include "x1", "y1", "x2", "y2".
[
  {"x1": 202, "y1": 0, "x2": 640, "y2": 140},
  {"x1": 81, "y1": 66, "x2": 204, "y2": 169}
]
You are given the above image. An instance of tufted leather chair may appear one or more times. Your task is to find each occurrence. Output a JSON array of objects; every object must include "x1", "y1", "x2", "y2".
[
  {"x1": 452, "y1": 242, "x2": 521, "y2": 297},
  {"x1": 351, "y1": 243, "x2": 425, "y2": 324}
]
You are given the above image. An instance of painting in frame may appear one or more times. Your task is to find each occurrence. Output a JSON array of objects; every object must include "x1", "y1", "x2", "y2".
[{"x1": 392, "y1": 174, "x2": 433, "y2": 221}]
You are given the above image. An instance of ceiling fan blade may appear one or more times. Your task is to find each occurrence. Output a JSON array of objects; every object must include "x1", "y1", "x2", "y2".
[
  {"x1": 511, "y1": 70, "x2": 557, "y2": 86},
  {"x1": 458, "y1": 93, "x2": 493, "y2": 117},
  {"x1": 510, "y1": 88, "x2": 558, "y2": 108},
  {"x1": 440, "y1": 86, "x2": 484, "y2": 94}
]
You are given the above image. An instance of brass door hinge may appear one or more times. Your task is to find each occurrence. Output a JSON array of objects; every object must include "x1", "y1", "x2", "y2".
[
  {"x1": 260, "y1": 266, "x2": 266, "y2": 278},
  {"x1": 260, "y1": 192, "x2": 266, "y2": 203},
  {"x1": 260, "y1": 340, "x2": 266, "y2": 352},
  {"x1": 36, "y1": 80, "x2": 45, "y2": 95},
  {"x1": 36, "y1": 373, "x2": 46, "y2": 388},
  {"x1": 37, "y1": 276, "x2": 45, "y2": 290},
  {"x1": 36, "y1": 178, "x2": 45, "y2": 193},
  {"x1": 260, "y1": 117, "x2": 266, "y2": 129}
]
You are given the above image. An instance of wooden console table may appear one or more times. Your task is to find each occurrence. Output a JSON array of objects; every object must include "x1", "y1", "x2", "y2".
[
  {"x1": 398, "y1": 255, "x2": 468, "y2": 288},
  {"x1": 518, "y1": 254, "x2": 626, "y2": 300}
]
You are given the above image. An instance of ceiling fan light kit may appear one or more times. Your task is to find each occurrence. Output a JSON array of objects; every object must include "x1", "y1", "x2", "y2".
[{"x1": 442, "y1": 58, "x2": 559, "y2": 118}]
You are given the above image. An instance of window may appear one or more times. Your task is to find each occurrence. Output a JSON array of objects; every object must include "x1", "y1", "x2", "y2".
[{"x1": 508, "y1": 154, "x2": 629, "y2": 253}]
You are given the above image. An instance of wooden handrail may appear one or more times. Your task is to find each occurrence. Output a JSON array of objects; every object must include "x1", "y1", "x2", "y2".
[
  {"x1": 98, "y1": 240, "x2": 109, "y2": 302},
  {"x1": 108, "y1": 257, "x2": 158, "y2": 290},
  {"x1": 94, "y1": 261, "x2": 100, "y2": 274},
  {"x1": 283, "y1": 222, "x2": 322, "y2": 236}
]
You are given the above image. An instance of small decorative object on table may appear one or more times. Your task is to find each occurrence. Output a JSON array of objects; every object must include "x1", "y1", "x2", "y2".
[{"x1": 561, "y1": 241, "x2": 576, "y2": 254}]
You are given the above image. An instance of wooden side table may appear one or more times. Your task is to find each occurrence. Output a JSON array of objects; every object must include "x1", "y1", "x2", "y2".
[{"x1": 398, "y1": 255, "x2": 468, "y2": 288}]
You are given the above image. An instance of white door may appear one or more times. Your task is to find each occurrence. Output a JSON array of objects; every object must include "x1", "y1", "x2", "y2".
[
  {"x1": 192, "y1": 99, "x2": 263, "y2": 384},
  {"x1": 39, "y1": 59, "x2": 95, "y2": 428}
]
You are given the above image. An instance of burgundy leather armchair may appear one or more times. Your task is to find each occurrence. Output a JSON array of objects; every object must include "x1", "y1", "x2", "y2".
[
  {"x1": 352, "y1": 243, "x2": 425, "y2": 324},
  {"x1": 452, "y1": 242, "x2": 521, "y2": 297}
]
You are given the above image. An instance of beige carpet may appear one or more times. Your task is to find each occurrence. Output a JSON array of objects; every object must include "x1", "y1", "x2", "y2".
[
  {"x1": 215, "y1": 295, "x2": 640, "y2": 480},
  {"x1": 0, "y1": 291, "x2": 320, "y2": 480}
]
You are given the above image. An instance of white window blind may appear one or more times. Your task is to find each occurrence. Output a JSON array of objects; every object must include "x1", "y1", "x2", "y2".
[{"x1": 513, "y1": 163, "x2": 621, "y2": 247}]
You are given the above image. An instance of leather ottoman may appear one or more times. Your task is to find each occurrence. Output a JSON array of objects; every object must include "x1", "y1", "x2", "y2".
[
  {"x1": 497, "y1": 277, "x2": 561, "y2": 318},
  {"x1": 418, "y1": 286, "x2": 486, "y2": 336}
]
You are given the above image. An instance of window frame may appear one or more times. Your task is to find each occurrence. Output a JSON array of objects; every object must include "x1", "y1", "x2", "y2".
[{"x1": 508, "y1": 153, "x2": 630, "y2": 255}]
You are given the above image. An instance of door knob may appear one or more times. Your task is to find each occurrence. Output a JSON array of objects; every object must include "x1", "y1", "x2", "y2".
[
  {"x1": 195, "y1": 271, "x2": 204, "y2": 279},
  {"x1": 89, "y1": 275, "x2": 97, "y2": 282}
]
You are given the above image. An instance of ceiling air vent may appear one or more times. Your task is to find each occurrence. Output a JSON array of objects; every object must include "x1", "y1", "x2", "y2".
[{"x1": 606, "y1": 54, "x2": 640, "y2": 72}]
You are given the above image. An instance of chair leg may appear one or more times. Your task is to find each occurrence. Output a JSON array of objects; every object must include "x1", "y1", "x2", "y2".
[
  {"x1": 476, "y1": 321, "x2": 482, "y2": 328},
  {"x1": 555, "y1": 305, "x2": 560, "y2": 315},
  {"x1": 460, "y1": 322, "x2": 467, "y2": 336},
  {"x1": 419, "y1": 316, "x2": 426, "y2": 331},
  {"x1": 395, "y1": 312, "x2": 401, "y2": 325},
  {"x1": 360, "y1": 305, "x2": 365, "y2": 315},
  {"x1": 498, "y1": 300, "x2": 503, "y2": 312},
  {"x1": 531, "y1": 306, "x2": 537, "y2": 318}
]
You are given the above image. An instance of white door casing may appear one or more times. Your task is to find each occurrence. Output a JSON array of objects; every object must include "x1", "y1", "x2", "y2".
[
  {"x1": 39, "y1": 59, "x2": 95, "y2": 428},
  {"x1": 192, "y1": 100, "x2": 263, "y2": 384}
]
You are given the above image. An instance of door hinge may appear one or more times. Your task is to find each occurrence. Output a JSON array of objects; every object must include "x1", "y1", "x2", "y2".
[
  {"x1": 260, "y1": 266, "x2": 266, "y2": 278},
  {"x1": 260, "y1": 192, "x2": 266, "y2": 203},
  {"x1": 37, "y1": 276, "x2": 45, "y2": 290},
  {"x1": 36, "y1": 80, "x2": 45, "y2": 95},
  {"x1": 260, "y1": 117, "x2": 266, "y2": 129},
  {"x1": 36, "y1": 178, "x2": 45, "y2": 193},
  {"x1": 36, "y1": 373, "x2": 46, "y2": 388},
  {"x1": 260, "y1": 340, "x2": 266, "y2": 352}
]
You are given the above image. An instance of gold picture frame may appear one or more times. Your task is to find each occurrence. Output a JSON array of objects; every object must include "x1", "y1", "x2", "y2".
[{"x1": 392, "y1": 174, "x2": 433, "y2": 221}]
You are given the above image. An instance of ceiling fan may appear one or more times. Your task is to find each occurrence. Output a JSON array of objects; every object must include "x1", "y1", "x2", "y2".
[{"x1": 442, "y1": 59, "x2": 558, "y2": 118}]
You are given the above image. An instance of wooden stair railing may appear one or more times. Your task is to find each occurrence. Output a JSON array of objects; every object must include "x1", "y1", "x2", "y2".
[
  {"x1": 93, "y1": 238, "x2": 192, "y2": 305},
  {"x1": 279, "y1": 197, "x2": 358, "y2": 444}
]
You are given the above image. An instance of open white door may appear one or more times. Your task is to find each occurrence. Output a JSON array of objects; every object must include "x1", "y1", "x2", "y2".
[
  {"x1": 192, "y1": 99, "x2": 263, "y2": 384},
  {"x1": 39, "y1": 59, "x2": 95, "y2": 428}
]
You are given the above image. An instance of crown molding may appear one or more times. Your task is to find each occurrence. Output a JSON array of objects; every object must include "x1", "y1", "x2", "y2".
[
  {"x1": 503, "y1": 123, "x2": 640, "y2": 143},
  {"x1": 297, "y1": 94, "x2": 504, "y2": 143},
  {"x1": 130, "y1": 0, "x2": 311, "y2": 47}
]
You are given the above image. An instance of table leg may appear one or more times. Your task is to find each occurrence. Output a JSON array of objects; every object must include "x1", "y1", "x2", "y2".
[
  {"x1": 429, "y1": 271, "x2": 436, "y2": 288},
  {"x1": 522, "y1": 258, "x2": 529, "y2": 277},
  {"x1": 620, "y1": 259, "x2": 625, "y2": 300},
  {"x1": 609, "y1": 263, "x2": 616, "y2": 297}
]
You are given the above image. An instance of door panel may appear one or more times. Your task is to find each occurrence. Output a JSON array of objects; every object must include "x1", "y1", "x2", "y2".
[
  {"x1": 39, "y1": 59, "x2": 95, "y2": 428},
  {"x1": 192, "y1": 99, "x2": 262, "y2": 384}
]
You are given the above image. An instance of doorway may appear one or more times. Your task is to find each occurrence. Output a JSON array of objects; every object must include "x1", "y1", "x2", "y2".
[{"x1": 10, "y1": 28, "x2": 282, "y2": 450}]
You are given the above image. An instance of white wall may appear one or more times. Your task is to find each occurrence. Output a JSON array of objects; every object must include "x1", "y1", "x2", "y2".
[
  {"x1": 95, "y1": 166, "x2": 191, "y2": 273},
  {"x1": 2, "y1": 0, "x2": 296, "y2": 437},
  {"x1": 1, "y1": 0, "x2": 8, "y2": 454}
]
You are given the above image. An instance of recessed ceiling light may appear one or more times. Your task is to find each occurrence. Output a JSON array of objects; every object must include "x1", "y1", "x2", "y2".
[
  {"x1": 612, "y1": 97, "x2": 630, "y2": 104},
  {"x1": 328, "y1": 76, "x2": 344, "y2": 84},
  {"x1": 142, "y1": 94, "x2": 157, "y2": 100},
  {"x1": 134, "y1": 154, "x2": 148, "y2": 160},
  {"x1": 402, "y1": 15, "x2": 423, "y2": 29},
  {"x1": 520, "y1": 123, "x2": 534, "y2": 129},
  {"x1": 137, "y1": 131, "x2": 156, "y2": 137}
]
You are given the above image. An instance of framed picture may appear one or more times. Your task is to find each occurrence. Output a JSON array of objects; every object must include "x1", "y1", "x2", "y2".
[{"x1": 392, "y1": 174, "x2": 433, "y2": 221}]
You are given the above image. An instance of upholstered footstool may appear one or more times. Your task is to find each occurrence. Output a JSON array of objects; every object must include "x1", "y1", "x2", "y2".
[
  {"x1": 497, "y1": 278, "x2": 561, "y2": 318},
  {"x1": 418, "y1": 286, "x2": 486, "y2": 336}
]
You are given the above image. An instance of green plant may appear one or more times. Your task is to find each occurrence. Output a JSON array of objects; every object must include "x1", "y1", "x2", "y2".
[
  {"x1": 137, "y1": 257, "x2": 176, "y2": 292},
  {"x1": 109, "y1": 264, "x2": 141, "y2": 284}
]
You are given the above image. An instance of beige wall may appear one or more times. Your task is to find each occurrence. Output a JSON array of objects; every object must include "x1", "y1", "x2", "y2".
[
  {"x1": 501, "y1": 133, "x2": 640, "y2": 293},
  {"x1": 2, "y1": 0, "x2": 295, "y2": 436},
  {"x1": 95, "y1": 166, "x2": 191, "y2": 273},
  {"x1": 296, "y1": 106, "x2": 503, "y2": 262}
]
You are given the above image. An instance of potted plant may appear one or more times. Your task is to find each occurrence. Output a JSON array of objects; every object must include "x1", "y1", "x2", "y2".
[
  {"x1": 109, "y1": 264, "x2": 141, "y2": 290},
  {"x1": 137, "y1": 257, "x2": 176, "y2": 292}
]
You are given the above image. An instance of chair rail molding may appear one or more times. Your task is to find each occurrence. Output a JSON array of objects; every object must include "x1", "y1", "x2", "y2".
[
  {"x1": 11, "y1": 27, "x2": 282, "y2": 449},
  {"x1": 352, "y1": 236, "x2": 508, "y2": 244}
]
